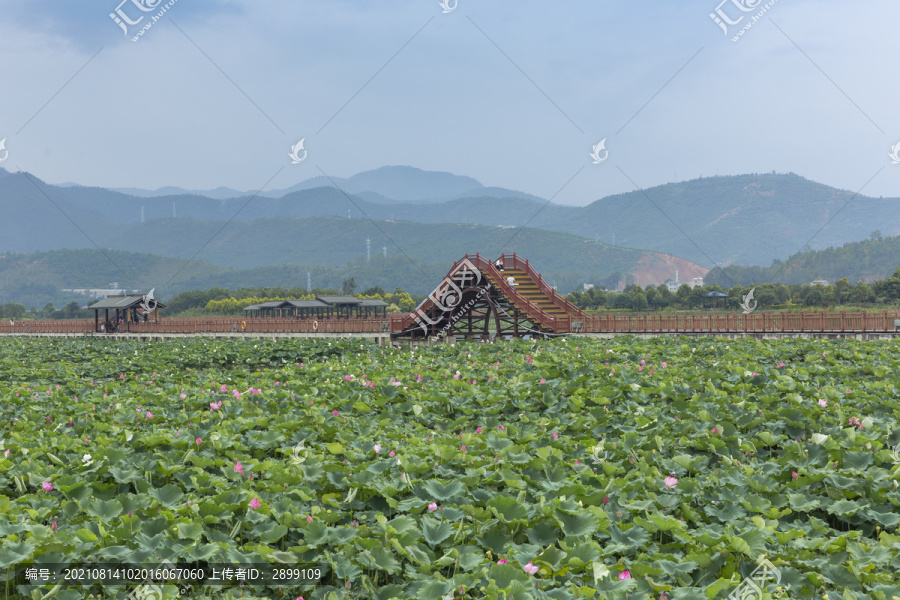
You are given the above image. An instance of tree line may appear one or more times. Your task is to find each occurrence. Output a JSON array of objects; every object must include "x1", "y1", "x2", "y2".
[{"x1": 567, "y1": 269, "x2": 900, "y2": 311}]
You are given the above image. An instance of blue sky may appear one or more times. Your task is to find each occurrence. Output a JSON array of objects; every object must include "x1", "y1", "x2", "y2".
[{"x1": 0, "y1": 0, "x2": 897, "y2": 206}]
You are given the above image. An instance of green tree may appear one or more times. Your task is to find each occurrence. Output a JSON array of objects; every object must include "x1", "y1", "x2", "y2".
[
  {"x1": 3, "y1": 303, "x2": 26, "y2": 319},
  {"x1": 804, "y1": 288, "x2": 824, "y2": 307},
  {"x1": 630, "y1": 290, "x2": 648, "y2": 311},
  {"x1": 644, "y1": 286, "x2": 658, "y2": 309},
  {"x1": 341, "y1": 277, "x2": 357, "y2": 295},
  {"x1": 756, "y1": 289, "x2": 776, "y2": 308},
  {"x1": 676, "y1": 284, "x2": 691, "y2": 306},
  {"x1": 775, "y1": 285, "x2": 790, "y2": 304},
  {"x1": 613, "y1": 294, "x2": 631, "y2": 309},
  {"x1": 834, "y1": 278, "x2": 850, "y2": 304},
  {"x1": 850, "y1": 281, "x2": 873, "y2": 303},
  {"x1": 688, "y1": 286, "x2": 707, "y2": 309},
  {"x1": 655, "y1": 287, "x2": 672, "y2": 308}
]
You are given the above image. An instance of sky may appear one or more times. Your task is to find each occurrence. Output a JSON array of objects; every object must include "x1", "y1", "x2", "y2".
[{"x1": 0, "y1": 0, "x2": 898, "y2": 206}]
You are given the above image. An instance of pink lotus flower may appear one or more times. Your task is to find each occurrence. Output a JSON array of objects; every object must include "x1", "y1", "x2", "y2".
[
  {"x1": 427, "y1": 502, "x2": 438, "y2": 512},
  {"x1": 497, "y1": 559, "x2": 507, "y2": 565},
  {"x1": 523, "y1": 562, "x2": 539, "y2": 575},
  {"x1": 145, "y1": 411, "x2": 153, "y2": 419},
  {"x1": 498, "y1": 425, "x2": 504, "y2": 430},
  {"x1": 233, "y1": 390, "x2": 241, "y2": 399},
  {"x1": 476, "y1": 427, "x2": 482, "y2": 434},
  {"x1": 373, "y1": 444, "x2": 381, "y2": 454},
  {"x1": 818, "y1": 399, "x2": 828, "y2": 407},
  {"x1": 848, "y1": 417, "x2": 861, "y2": 426},
  {"x1": 180, "y1": 393, "x2": 187, "y2": 399},
  {"x1": 791, "y1": 471, "x2": 799, "y2": 479},
  {"x1": 42, "y1": 481, "x2": 53, "y2": 492},
  {"x1": 249, "y1": 498, "x2": 262, "y2": 510},
  {"x1": 540, "y1": 378, "x2": 546, "y2": 383},
  {"x1": 461, "y1": 445, "x2": 467, "y2": 452},
  {"x1": 389, "y1": 450, "x2": 395, "y2": 457},
  {"x1": 220, "y1": 384, "x2": 228, "y2": 392},
  {"x1": 712, "y1": 426, "x2": 718, "y2": 434},
  {"x1": 234, "y1": 462, "x2": 244, "y2": 476},
  {"x1": 3, "y1": 449, "x2": 9, "y2": 458},
  {"x1": 664, "y1": 476, "x2": 678, "y2": 489},
  {"x1": 526, "y1": 355, "x2": 533, "y2": 364},
  {"x1": 618, "y1": 570, "x2": 631, "y2": 580},
  {"x1": 196, "y1": 437, "x2": 202, "y2": 446},
  {"x1": 603, "y1": 496, "x2": 609, "y2": 504},
  {"x1": 306, "y1": 515, "x2": 313, "y2": 523},
  {"x1": 344, "y1": 375, "x2": 352, "y2": 381},
  {"x1": 331, "y1": 410, "x2": 339, "y2": 416},
  {"x1": 551, "y1": 432, "x2": 558, "y2": 439},
  {"x1": 640, "y1": 359, "x2": 645, "y2": 365},
  {"x1": 51, "y1": 520, "x2": 58, "y2": 532}
]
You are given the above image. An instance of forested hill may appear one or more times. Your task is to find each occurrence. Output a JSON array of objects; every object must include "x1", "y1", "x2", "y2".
[{"x1": 705, "y1": 232, "x2": 900, "y2": 287}]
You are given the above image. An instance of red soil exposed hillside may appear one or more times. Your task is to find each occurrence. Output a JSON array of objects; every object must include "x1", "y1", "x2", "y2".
[{"x1": 629, "y1": 253, "x2": 708, "y2": 287}]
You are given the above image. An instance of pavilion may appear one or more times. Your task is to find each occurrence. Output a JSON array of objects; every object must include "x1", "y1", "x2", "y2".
[{"x1": 88, "y1": 294, "x2": 165, "y2": 333}]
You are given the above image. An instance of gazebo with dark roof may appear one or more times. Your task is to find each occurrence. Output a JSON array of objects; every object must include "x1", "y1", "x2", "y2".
[
  {"x1": 705, "y1": 291, "x2": 729, "y2": 309},
  {"x1": 357, "y1": 298, "x2": 389, "y2": 319},
  {"x1": 287, "y1": 299, "x2": 330, "y2": 319},
  {"x1": 255, "y1": 301, "x2": 292, "y2": 317},
  {"x1": 317, "y1": 296, "x2": 362, "y2": 319},
  {"x1": 88, "y1": 294, "x2": 165, "y2": 333}
]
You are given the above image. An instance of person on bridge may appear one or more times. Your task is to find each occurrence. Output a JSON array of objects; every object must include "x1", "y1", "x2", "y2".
[
  {"x1": 506, "y1": 276, "x2": 517, "y2": 288},
  {"x1": 495, "y1": 258, "x2": 504, "y2": 272}
]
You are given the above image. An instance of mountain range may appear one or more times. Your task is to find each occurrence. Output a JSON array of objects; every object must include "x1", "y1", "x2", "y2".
[{"x1": 2, "y1": 164, "x2": 898, "y2": 306}]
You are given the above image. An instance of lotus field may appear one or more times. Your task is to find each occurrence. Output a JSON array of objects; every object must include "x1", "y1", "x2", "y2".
[{"x1": 1, "y1": 336, "x2": 899, "y2": 600}]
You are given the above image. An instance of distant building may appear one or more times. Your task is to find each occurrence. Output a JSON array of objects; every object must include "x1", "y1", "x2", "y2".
[
  {"x1": 666, "y1": 270, "x2": 681, "y2": 293},
  {"x1": 810, "y1": 279, "x2": 829, "y2": 286},
  {"x1": 689, "y1": 277, "x2": 704, "y2": 288},
  {"x1": 583, "y1": 283, "x2": 594, "y2": 291}
]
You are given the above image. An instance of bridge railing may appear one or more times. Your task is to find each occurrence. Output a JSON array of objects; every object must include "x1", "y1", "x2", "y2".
[
  {"x1": 575, "y1": 311, "x2": 900, "y2": 333},
  {"x1": 499, "y1": 253, "x2": 584, "y2": 318}
]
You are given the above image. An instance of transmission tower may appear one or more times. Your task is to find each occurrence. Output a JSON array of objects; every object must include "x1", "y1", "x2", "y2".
[{"x1": 366, "y1": 238, "x2": 371, "y2": 262}]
